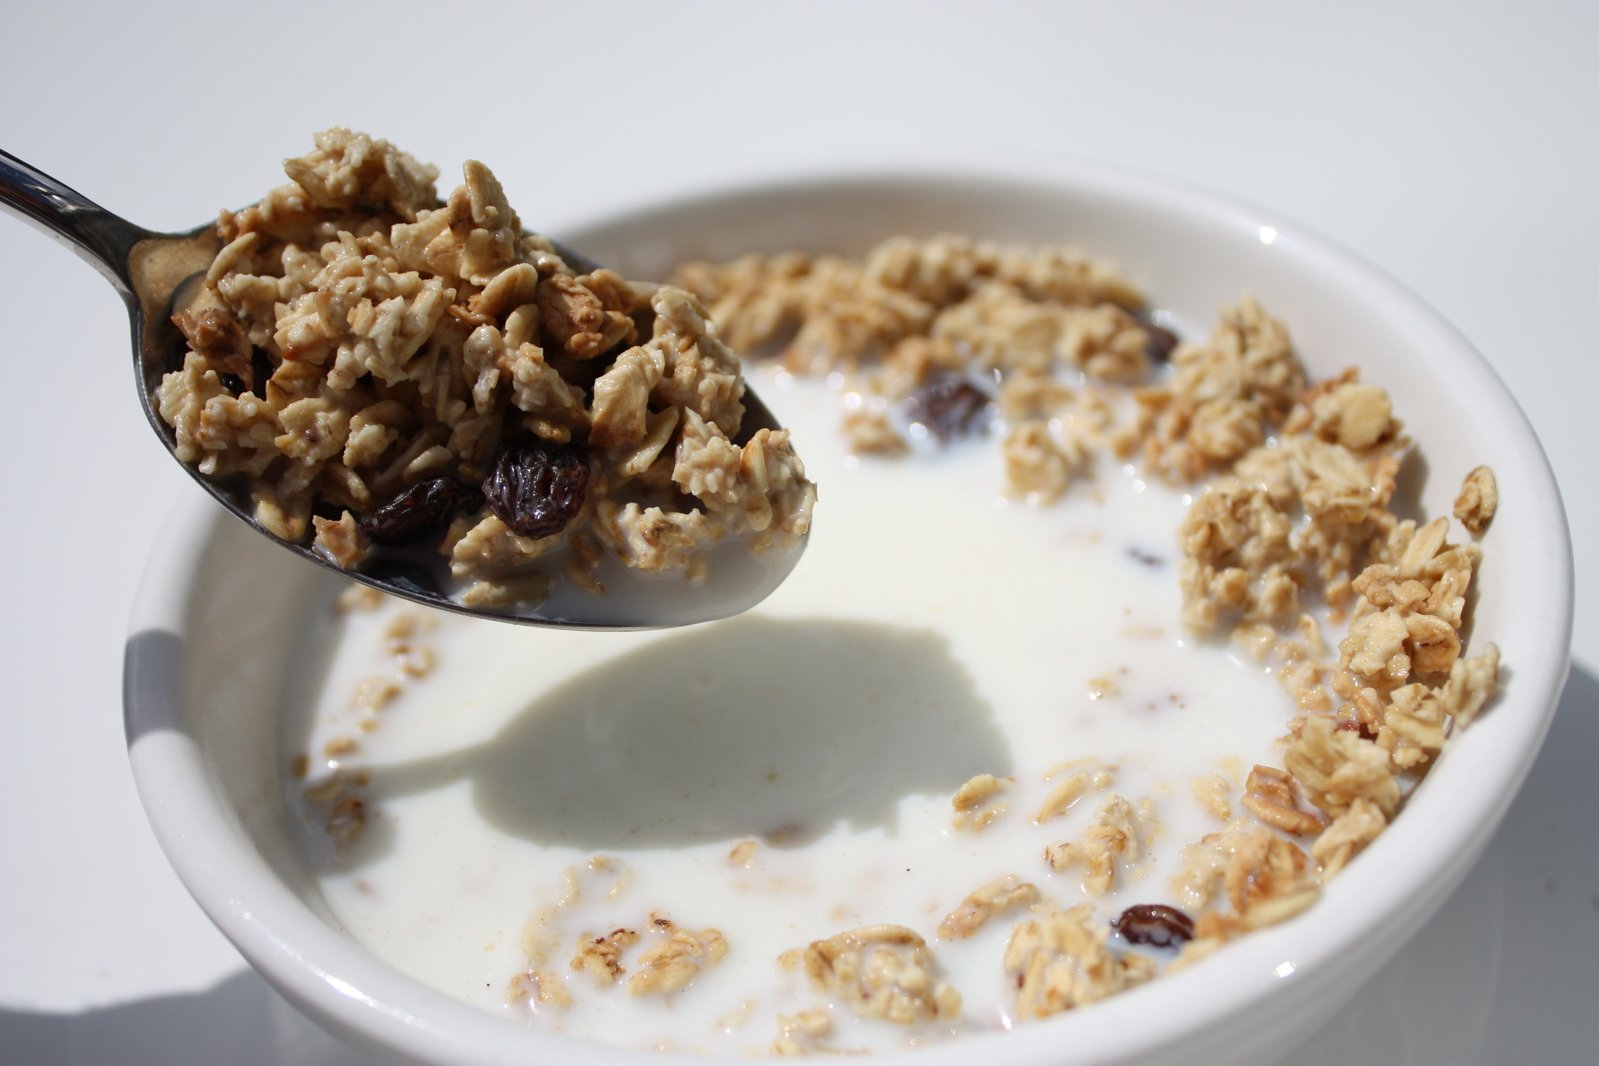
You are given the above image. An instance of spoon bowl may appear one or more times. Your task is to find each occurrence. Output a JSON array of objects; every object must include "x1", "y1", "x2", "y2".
[{"x1": 0, "y1": 149, "x2": 806, "y2": 629}]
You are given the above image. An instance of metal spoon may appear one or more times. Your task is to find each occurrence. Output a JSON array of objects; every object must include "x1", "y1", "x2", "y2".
[{"x1": 0, "y1": 149, "x2": 807, "y2": 629}]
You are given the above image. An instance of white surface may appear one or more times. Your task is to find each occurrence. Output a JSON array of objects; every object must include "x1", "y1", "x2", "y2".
[{"x1": 0, "y1": 1, "x2": 1593, "y2": 1063}]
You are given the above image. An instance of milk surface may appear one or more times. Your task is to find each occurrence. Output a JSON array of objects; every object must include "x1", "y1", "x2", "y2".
[{"x1": 281, "y1": 363, "x2": 1290, "y2": 1053}]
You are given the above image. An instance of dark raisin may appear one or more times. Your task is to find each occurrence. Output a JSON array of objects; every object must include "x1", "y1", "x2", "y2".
[
  {"x1": 483, "y1": 439, "x2": 589, "y2": 538},
  {"x1": 907, "y1": 376, "x2": 992, "y2": 442},
  {"x1": 359, "y1": 477, "x2": 483, "y2": 545},
  {"x1": 1112, "y1": 903, "x2": 1195, "y2": 948},
  {"x1": 219, "y1": 372, "x2": 247, "y2": 395},
  {"x1": 1143, "y1": 322, "x2": 1180, "y2": 363},
  {"x1": 251, "y1": 347, "x2": 275, "y2": 393}
]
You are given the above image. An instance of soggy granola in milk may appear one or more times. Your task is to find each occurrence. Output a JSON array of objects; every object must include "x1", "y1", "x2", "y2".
[
  {"x1": 158, "y1": 129, "x2": 813, "y2": 610},
  {"x1": 284, "y1": 232, "x2": 1500, "y2": 1054}
]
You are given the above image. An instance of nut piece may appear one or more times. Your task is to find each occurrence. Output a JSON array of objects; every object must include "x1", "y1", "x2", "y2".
[{"x1": 794, "y1": 925, "x2": 961, "y2": 1024}]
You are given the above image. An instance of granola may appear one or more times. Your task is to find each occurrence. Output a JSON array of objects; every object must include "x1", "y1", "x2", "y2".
[
  {"x1": 788, "y1": 925, "x2": 961, "y2": 1025},
  {"x1": 951, "y1": 773, "x2": 1010, "y2": 831},
  {"x1": 571, "y1": 926, "x2": 639, "y2": 985},
  {"x1": 1042, "y1": 794, "x2": 1151, "y2": 895},
  {"x1": 625, "y1": 918, "x2": 729, "y2": 997},
  {"x1": 503, "y1": 871, "x2": 732, "y2": 1008},
  {"x1": 1453, "y1": 464, "x2": 1498, "y2": 533},
  {"x1": 937, "y1": 875, "x2": 1041, "y2": 939},
  {"x1": 159, "y1": 129, "x2": 814, "y2": 610},
  {"x1": 672, "y1": 234, "x2": 1501, "y2": 1023},
  {"x1": 1004, "y1": 905, "x2": 1156, "y2": 1019},
  {"x1": 287, "y1": 231, "x2": 1505, "y2": 1052},
  {"x1": 1034, "y1": 762, "x2": 1116, "y2": 823}
]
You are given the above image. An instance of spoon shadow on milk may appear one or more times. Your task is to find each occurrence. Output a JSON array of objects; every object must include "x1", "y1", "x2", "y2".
[{"x1": 345, "y1": 615, "x2": 1012, "y2": 860}]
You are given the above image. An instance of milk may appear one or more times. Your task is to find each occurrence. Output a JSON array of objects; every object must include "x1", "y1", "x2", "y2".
[{"x1": 281, "y1": 363, "x2": 1290, "y2": 1054}]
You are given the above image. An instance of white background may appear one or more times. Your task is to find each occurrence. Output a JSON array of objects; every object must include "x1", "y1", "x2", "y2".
[{"x1": 1, "y1": 2, "x2": 1594, "y2": 1062}]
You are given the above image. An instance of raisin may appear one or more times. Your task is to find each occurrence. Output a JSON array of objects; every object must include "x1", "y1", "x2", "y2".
[
  {"x1": 907, "y1": 376, "x2": 992, "y2": 442},
  {"x1": 251, "y1": 347, "x2": 275, "y2": 393},
  {"x1": 1143, "y1": 321, "x2": 1180, "y2": 363},
  {"x1": 219, "y1": 372, "x2": 247, "y2": 395},
  {"x1": 359, "y1": 477, "x2": 482, "y2": 546},
  {"x1": 483, "y1": 439, "x2": 589, "y2": 539},
  {"x1": 1112, "y1": 903, "x2": 1195, "y2": 948}
]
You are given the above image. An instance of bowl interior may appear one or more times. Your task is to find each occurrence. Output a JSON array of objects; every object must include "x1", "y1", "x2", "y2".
[{"x1": 126, "y1": 168, "x2": 1572, "y2": 1066}]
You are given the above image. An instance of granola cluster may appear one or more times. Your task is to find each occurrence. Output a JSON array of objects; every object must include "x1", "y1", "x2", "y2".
[
  {"x1": 1168, "y1": 826, "x2": 1322, "y2": 964},
  {"x1": 500, "y1": 858, "x2": 730, "y2": 1016},
  {"x1": 1157, "y1": 340, "x2": 1500, "y2": 955},
  {"x1": 1042, "y1": 794, "x2": 1154, "y2": 894},
  {"x1": 1005, "y1": 905, "x2": 1157, "y2": 1018},
  {"x1": 159, "y1": 129, "x2": 814, "y2": 608},
  {"x1": 784, "y1": 925, "x2": 961, "y2": 1025},
  {"x1": 570, "y1": 917, "x2": 729, "y2": 997},
  {"x1": 674, "y1": 234, "x2": 1152, "y2": 478}
]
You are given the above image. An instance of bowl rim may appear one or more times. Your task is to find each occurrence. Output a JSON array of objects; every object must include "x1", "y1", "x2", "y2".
[{"x1": 125, "y1": 158, "x2": 1574, "y2": 1066}]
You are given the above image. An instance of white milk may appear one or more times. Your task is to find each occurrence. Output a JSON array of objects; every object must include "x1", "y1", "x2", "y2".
[{"x1": 281, "y1": 363, "x2": 1291, "y2": 1054}]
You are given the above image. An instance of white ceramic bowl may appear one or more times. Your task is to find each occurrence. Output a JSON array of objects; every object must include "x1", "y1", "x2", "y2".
[{"x1": 125, "y1": 164, "x2": 1573, "y2": 1066}]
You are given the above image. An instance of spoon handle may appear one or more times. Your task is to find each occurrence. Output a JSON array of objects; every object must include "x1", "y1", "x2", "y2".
[{"x1": 0, "y1": 148, "x2": 149, "y2": 297}]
